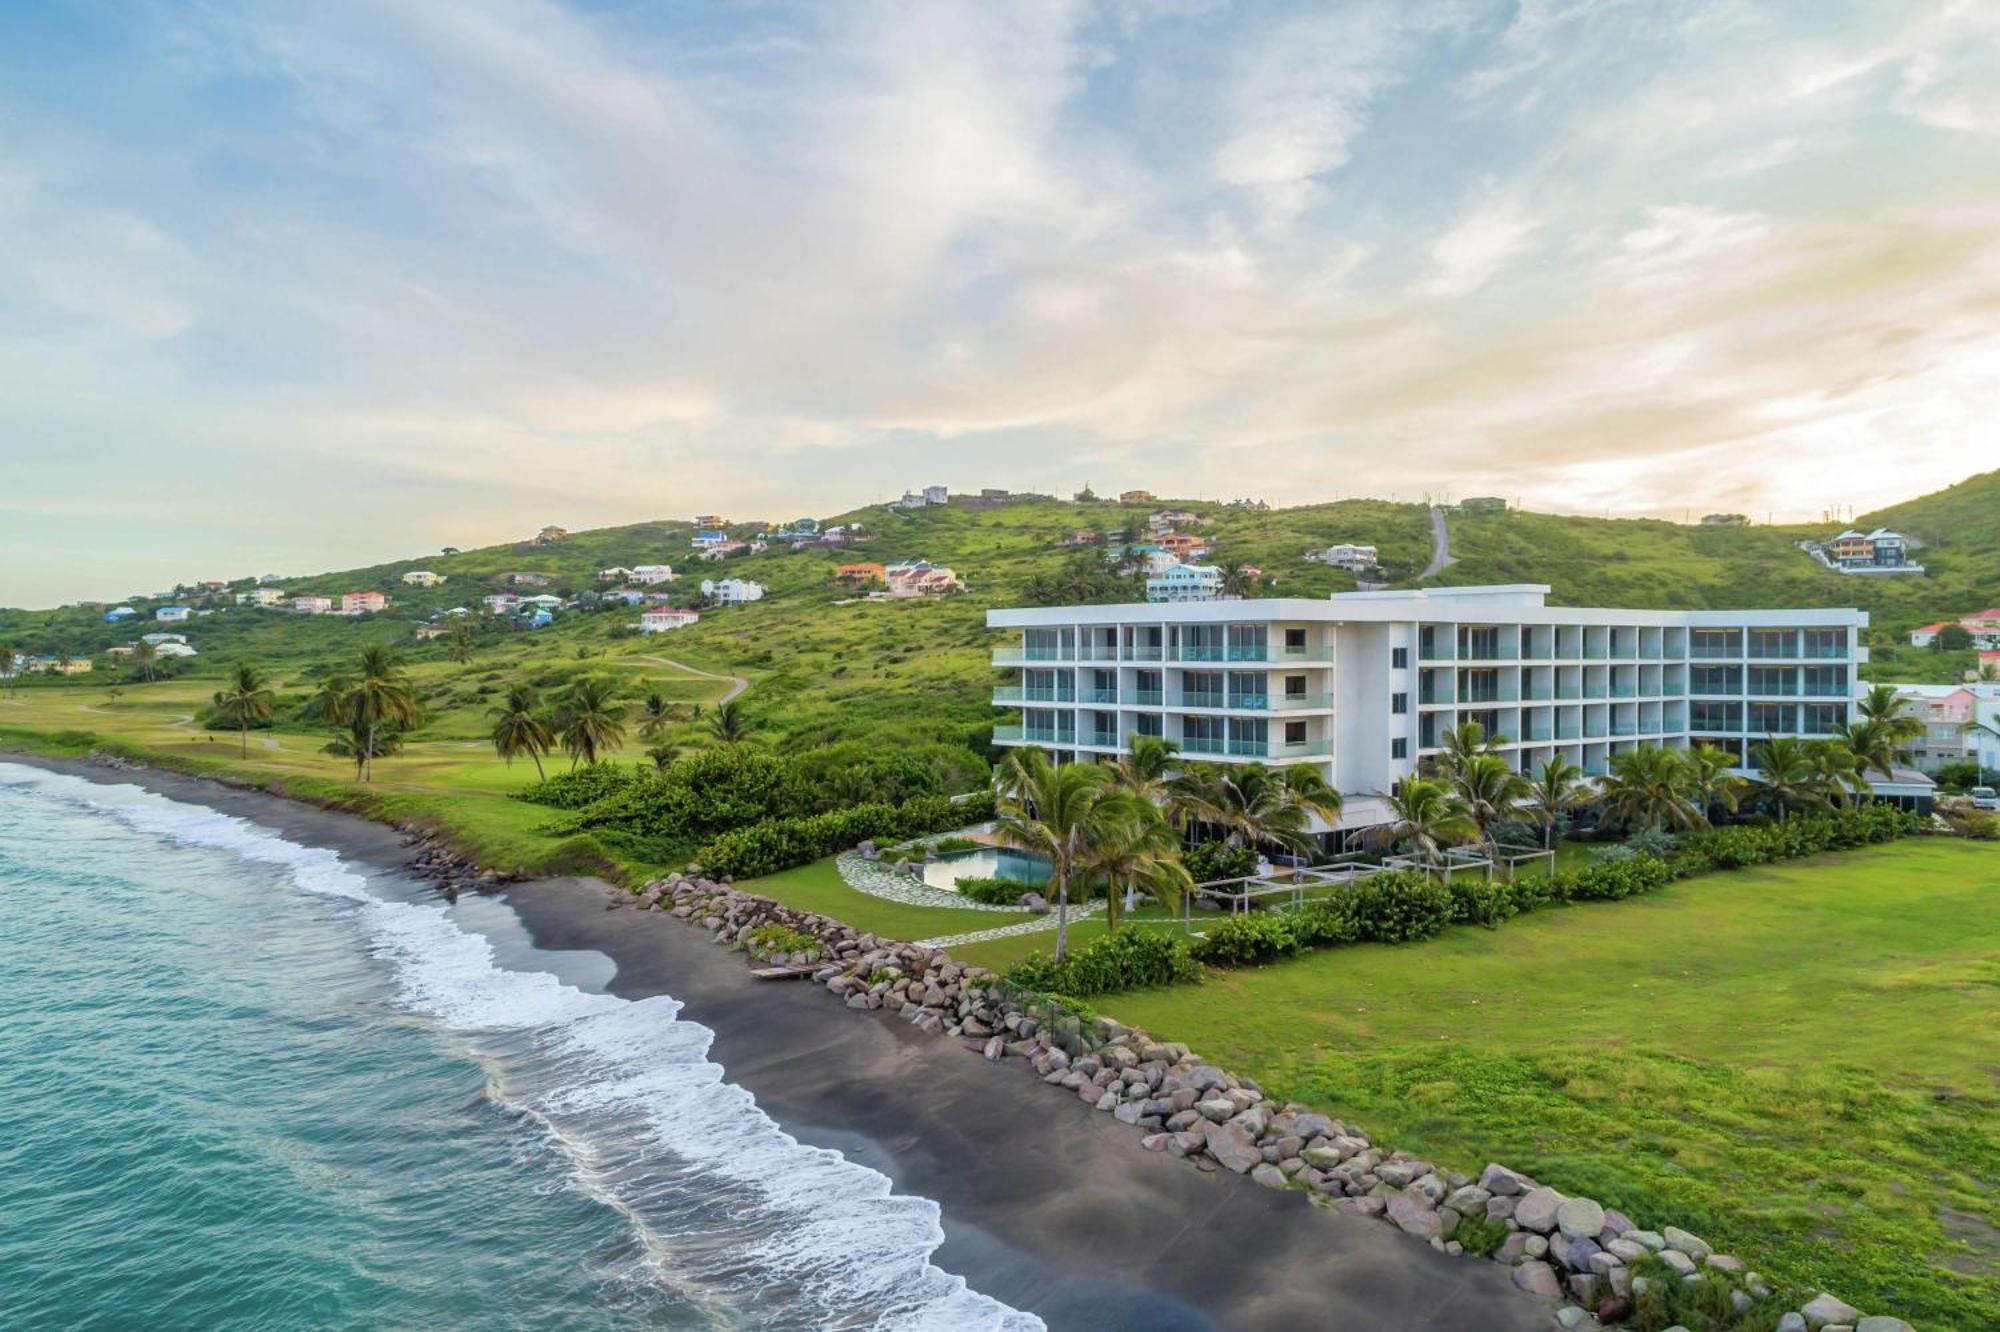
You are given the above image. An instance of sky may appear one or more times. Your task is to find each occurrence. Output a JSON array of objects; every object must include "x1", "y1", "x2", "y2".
[{"x1": 4, "y1": 0, "x2": 1999, "y2": 607}]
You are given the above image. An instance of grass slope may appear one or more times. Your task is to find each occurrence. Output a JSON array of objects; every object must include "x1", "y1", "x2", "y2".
[{"x1": 1103, "y1": 839, "x2": 2000, "y2": 1330}]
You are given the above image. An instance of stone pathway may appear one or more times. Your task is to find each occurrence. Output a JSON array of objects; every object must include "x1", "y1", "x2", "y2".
[
  {"x1": 914, "y1": 903, "x2": 1106, "y2": 949},
  {"x1": 834, "y1": 850, "x2": 1026, "y2": 912}
]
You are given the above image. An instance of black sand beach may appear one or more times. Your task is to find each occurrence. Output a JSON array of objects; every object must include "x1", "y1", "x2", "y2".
[{"x1": 5, "y1": 753, "x2": 1547, "y2": 1331}]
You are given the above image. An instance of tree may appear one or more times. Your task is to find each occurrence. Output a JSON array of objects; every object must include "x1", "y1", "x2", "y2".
[
  {"x1": 1597, "y1": 745, "x2": 1705, "y2": 833},
  {"x1": 1178, "y1": 763, "x2": 1320, "y2": 857},
  {"x1": 129, "y1": 639, "x2": 159, "y2": 684},
  {"x1": 1748, "y1": 736, "x2": 1826, "y2": 823},
  {"x1": 1685, "y1": 742, "x2": 1746, "y2": 822},
  {"x1": 0, "y1": 641, "x2": 14, "y2": 696},
  {"x1": 53, "y1": 649, "x2": 73, "y2": 674},
  {"x1": 1937, "y1": 624, "x2": 1973, "y2": 652},
  {"x1": 1088, "y1": 803, "x2": 1191, "y2": 932},
  {"x1": 305, "y1": 673, "x2": 352, "y2": 727},
  {"x1": 993, "y1": 748, "x2": 1144, "y2": 961},
  {"x1": 488, "y1": 683, "x2": 553, "y2": 780},
  {"x1": 1806, "y1": 738, "x2": 1867, "y2": 807},
  {"x1": 210, "y1": 663, "x2": 275, "y2": 758},
  {"x1": 637, "y1": 689, "x2": 674, "y2": 743},
  {"x1": 645, "y1": 743, "x2": 679, "y2": 770},
  {"x1": 1362, "y1": 778, "x2": 1478, "y2": 868},
  {"x1": 553, "y1": 676, "x2": 626, "y2": 768},
  {"x1": 1219, "y1": 563, "x2": 1261, "y2": 598},
  {"x1": 706, "y1": 699, "x2": 753, "y2": 745},
  {"x1": 447, "y1": 622, "x2": 476, "y2": 664},
  {"x1": 349, "y1": 646, "x2": 421, "y2": 782},
  {"x1": 1108, "y1": 734, "x2": 1204, "y2": 830},
  {"x1": 1525, "y1": 755, "x2": 1588, "y2": 849},
  {"x1": 1453, "y1": 752, "x2": 1531, "y2": 861},
  {"x1": 1427, "y1": 720, "x2": 1506, "y2": 783}
]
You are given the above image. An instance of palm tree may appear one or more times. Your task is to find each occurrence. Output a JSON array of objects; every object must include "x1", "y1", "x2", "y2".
[
  {"x1": 1089, "y1": 804, "x2": 1192, "y2": 933},
  {"x1": 706, "y1": 699, "x2": 753, "y2": 745},
  {"x1": 1837, "y1": 719, "x2": 1903, "y2": 784},
  {"x1": 645, "y1": 743, "x2": 679, "y2": 770},
  {"x1": 1108, "y1": 734, "x2": 1206, "y2": 830},
  {"x1": 1219, "y1": 563, "x2": 1260, "y2": 598},
  {"x1": 1362, "y1": 777, "x2": 1478, "y2": 868},
  {"x1": 0, "y1": 641, "x2": 15, "y2": 696},
  {"x1": 1980, "y1": 660, "x2": 2000, "y2": 683},
  {"x1": 1748, "y1": 736, "x2": 1826, "y2": 823},
  {"x1": 447, "y1": 622, "x2": 476, "y2": 664},
  {"x1": 210, "y1": 663, "x2": 275, "y2": 758},
  {"x1": 1806, "y1": 738, "x2": 1867, "y2": 807},
  {"x1": 1453, "y1": 752, "x2": 1531, "y2": 862},
  {"x1": 1597, "y1": 745, "x2": 1705, "y2": 833},
  {"x1": 1428, "y1": 719, "x2": 1506, "y2": 782},
  {"x1": 637, "y1": 689, "x2": 675, "y2": 743},
  {"x1": 1685, "y1": 742, "x2": 1745, "y2": 824},
  {"x1": 349, "y1": 646, "x2": 421, "y2": 782},
  {"x1": 1179, "y1": 763, "x2": 1316, "y2": 857},
  {"x1": 306, "y1": 673, "x2": 352, "y2": 727},
  {"x1": 992, "y1": 749, "x2": 1144, "y2": 961},
  {"x1": 1281, "y1": 764, "x2": 1344, "y2": 827},
  {"x1": 129, "y1": 639, "x2": 159, "y2": 684},
  {"x1": 1857, "y1": 683, "x2": 1923, "y2": 748},
  {"x1": 488, "y1": 683, "x2": 553, "y2": 780},
  {"x1": 554, "y1": 676, "x2": 626, "y2": 768},
  {"x1": 1526, "y1": 755, "x2": 1588, "y2": 849}
]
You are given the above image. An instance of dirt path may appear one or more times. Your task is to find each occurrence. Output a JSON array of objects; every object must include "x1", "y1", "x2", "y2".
[
  {"x1": 1421, "y1": 504, "x2": 1458, "y2": 579},
  {"x1": 634, "y1": 654, "x2": 749, "y2": 704}
]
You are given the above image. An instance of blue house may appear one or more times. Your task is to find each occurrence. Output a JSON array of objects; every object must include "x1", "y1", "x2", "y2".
[{"x1": 104, "y1": 606, "x2": 137, "y2": 623}]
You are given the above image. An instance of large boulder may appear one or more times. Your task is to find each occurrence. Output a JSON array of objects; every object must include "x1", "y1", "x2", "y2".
[
  {"x1": 1201, "y1": 1119, "x2": 1263, "y2": 1174},
  {"x1": 1855, "y1": 1319, "x2": 1914, "y2": 1332},
  {"x1": 1479, "y1": 1163, "x2": 1527, "y2": 1195},
  {"x1": 1514, "y1": 1186, "x2": 1566, "y2": 1234},
  {"x1": 1511, "y1": 1261, "x2": 1563, "y2": 1300},
  {"x1": 1556, "y1": 1197, "x2": 1607, "y2": 1240},
  {"x1": 1663, "y1": 1225, "x2": 1712, "y2": 1259},
  {"x1": 1385, "y1": 1193, "x2": 1445, "y2": 1240},
  {"x1": 1801, "y1": 1293, "x2": 1862, "y2": 1329}
]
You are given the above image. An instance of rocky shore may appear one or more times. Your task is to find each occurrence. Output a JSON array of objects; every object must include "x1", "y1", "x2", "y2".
[{"x1": 638, "y1": 869, "x2": 1915, "y2": 1332}]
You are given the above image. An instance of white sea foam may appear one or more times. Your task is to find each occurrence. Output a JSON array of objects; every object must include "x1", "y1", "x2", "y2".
[{"x1": 0, "y1": 764, "x2": 1044, "y2": 1331}]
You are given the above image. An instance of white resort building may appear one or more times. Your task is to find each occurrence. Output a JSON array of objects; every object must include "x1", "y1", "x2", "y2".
[{"x1": 988, "y1": 584, "x2": 1868, "y2": 841}]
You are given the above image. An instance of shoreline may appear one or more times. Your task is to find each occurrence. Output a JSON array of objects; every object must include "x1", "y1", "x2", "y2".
[{"x1": 0, "y1": 748, "x2": 1542, "y2": 1331}]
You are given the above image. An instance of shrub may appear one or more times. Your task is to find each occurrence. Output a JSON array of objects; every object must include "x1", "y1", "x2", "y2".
[
  {"x1": 516, "y1": 761, "x2": 648, "y2": 809},
  {"x1": 746, "y1": 923, "x2": 818, "y2": 958},
  {"x1": 1291, "y1": 895, "x2": 1363, "y2": 948},
  {"x1": 1005, "y1": 929, "x2": 1202, "y2": 996},
  {"x1": 1624, "y1": 826, "x2": 1678, "y2": 859},
  {"x1": 1341, "y1": 871, "x2": 1454, "y2": 943},
  {"x1": 1190, "y1": 911, "x2": 1306, "y2": 967},
  {"x1": 1569, "y1": 855, "x2": 1670, "y2": 901},
  {"x1": 1452, "y1": 1211, "x2": 1510, "y2": 1259},
  {"x1": 695, "y1": 792, "x2": 990, "y2": 879},
  {"x1": 1448, "y1": 875, "x2": 1518, "y2": 928},
  {"x1": 928, "y1": 836, "x2": 982, "y2": 855},
  {"x1": 1184, "y1": 841, "x2": 1258, "y2": 884},
  {"x1": 954, "y1": 875, "x2": 1033, "y2": 905}
]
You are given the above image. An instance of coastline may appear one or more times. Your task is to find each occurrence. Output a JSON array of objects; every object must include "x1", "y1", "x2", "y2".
[{"x1": 1, "y1": 750, "x2": 1543, "y2": 1331}]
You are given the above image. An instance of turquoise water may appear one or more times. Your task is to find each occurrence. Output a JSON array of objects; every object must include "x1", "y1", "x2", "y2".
[
  {"x1": 0, "y1": 764, "x2": 1038, "y2": 1331},
  {"x1": 921, "y1": 848, "x2": 1051, "y2": 892}
]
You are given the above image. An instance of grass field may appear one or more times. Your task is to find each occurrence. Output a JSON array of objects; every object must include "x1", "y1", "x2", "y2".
[
  {"x1": 739, "y1": 857, "x2": 1037, "y2": 941},
  {"x1": 1095, "y1": 839, "x2": 2000, "y2": 1329}
]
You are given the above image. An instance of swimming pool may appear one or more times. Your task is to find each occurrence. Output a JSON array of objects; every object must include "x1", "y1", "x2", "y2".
[{"x1": 921, "y1": 847, "x2": 1052, "y2": 892}]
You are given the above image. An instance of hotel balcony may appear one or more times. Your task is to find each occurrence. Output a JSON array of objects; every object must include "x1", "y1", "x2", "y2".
[{"x1": 992, "y1": 686, "x2": 1075, "y2": 704}]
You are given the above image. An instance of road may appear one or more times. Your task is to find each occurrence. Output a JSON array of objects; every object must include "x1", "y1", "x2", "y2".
[
  {"x1": 634, "y1": 654, "x2": 750, "y2": 704},
  {"x1": 1421, "y1": 504, "x2": 1458, "y2": 579}
]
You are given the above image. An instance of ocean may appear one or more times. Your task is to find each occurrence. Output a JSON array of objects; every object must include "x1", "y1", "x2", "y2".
[{"x1": 0, "y1": 763, "x2": 1041, "y2": 1331}]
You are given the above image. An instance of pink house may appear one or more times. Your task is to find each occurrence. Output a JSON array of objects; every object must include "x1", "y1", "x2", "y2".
[{"x1": 342, "y1": 591, "x2": 388, "y2": 615}]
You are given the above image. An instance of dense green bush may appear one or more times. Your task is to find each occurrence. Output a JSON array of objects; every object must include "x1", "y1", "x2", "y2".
[
  {"x1": 1341, "y1": 871, "x2": 1455, "y2": 943},
  {"x1": 1006, "y1": 928, "x2": 1202, "y2": 997},
  {"x1": 1565, "y1": 854, "x2": 1671, "y2": 901},
  {"x1": 1183, "y1": 841, "x2": 1257, "y2": 884},
  {"x1": 953, "y1": 875, "x2": 1032, "y2": 905},
  {"x1": 1188, "y1": 911, "x2": 1306, "y2": 967},
  {"x1": 516, "y1": 761, "x2": 648, "y2": 810},
  {"x1": 1447, "y1": 874, "x2": 1519, "y2": 928},
  {"x1": 1290, "y1": 895, "x2": 1363, "y2": 948},
  {"x1": 696, "y1": 792, "x2": 995, "y2": 879}
]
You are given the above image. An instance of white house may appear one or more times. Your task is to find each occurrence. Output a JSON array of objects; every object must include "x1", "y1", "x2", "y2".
[
  {"x1": 155, "y1": 606, "x2": 192, "y2": 623},
  {"x1": 988, "y1": 583, "x2": 1870, "y2": 842},
  {"x1": 235, "y1": 587, "x2": 287, "y2": 608},
  {"x1": 293, "y1": 595, "x2": 333, "y2": 615},
  {"x1": 701, "y1": 578, "x2": 765, "y2": 605},
  {"x1": 630, "y1": 564, "x2": 676, "y2": 584},
  {"x1": 598, "y1": 566, "x2": 635, "y2": 582},
  {"x1": 1307, "y1": 543, "x2": 1379, "y2": 572},
  {"x1": 401, "y1": 570, "x2": 445, "y2": 587},
  {"x1": 154, "y1": 641, "x2": 199, "y2": 658},
  {"x1": 1141, "y1": 550, "x2": 1182, "y2": 576},
  {"x1": 140, "y1": 632, "x2": 189, "y2": 646},
  {"x1": 638, "y1": 608, "x2": 701, "y2": 633},
  {"x1": 481, "y1": 593, "x2": 519, "y2": 614},
  {"x1": 1146, "y1": 563, "x2": 1228, "y2": 602}
]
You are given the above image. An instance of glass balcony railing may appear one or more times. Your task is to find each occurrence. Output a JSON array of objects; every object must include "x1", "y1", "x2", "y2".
[
  {"x1": 1125, "y1": 646, "x2": 1164, "y2": 661},
  {"x1": 1081, "y1": 688, "x2": 1118, "y2": 704},
  {"x1": 1226, "y1": 646, "x2": 1270, "y2": 662},
  {"x1": 1584, "y1": 724, "x2": 1609, "y2": 739},
  {"x1": 1273, "y1": 693, "x2": 1331, "y2": 711},
  {"x1": 1021, "y1": 726, "x2": 1075, "y2": 744},
  {"x1": 1085, "y1": 729, "x2": 1119, "y2": 747},
  {"x1": 1132, "y1": 689, "x2": 1164, "y2": 706},
  {"x1": 1227, "y1": 695, "x2": 1272, "y2": 711},
  {"x1": 1277, "y1": 645, "x2": 1336, "y2": 662},
  {"x1": 1522, "y1": 725, "x2": 1553, "y2": 742},
  {"x1": 1556, "y1": 685, "x2": 1581, "y2": 700},
  {"x1": 1273, "y1": 740, "x2": 1323, "y2": 758},
  {"x1": 1227, "y1": 738, "x2": 1268, "y2": 757},
  {"x1": 1181, "y1": 736, "x2": 1228, "y2": 755},
  {"x1": 1556, "y1": 725, "x2": 1581, "y2": 739},
  {"x1": 1610, "y1": 722, "x2": 1637, "y2": 736},
  {"x1": 1178, "y1": 645, "x2": 1227, "y2": 662},
  {"x1": 1521, "y1": 685, "x2": 1553, "y2": 700},
  {"x1": 1418, "y1": 690, "x2": 1454, "y2": 706},
  {"x1": 1802, "y1": 684, "x2": 1847, "y2": 697},
  {"x1": 1610, "y1": 684, "x2": 1637, "y2": 698},
  {"x1": 993, "y1": 647, "x2": 1073, "y2": 665},
  {"x1": 993, "y1": 725, "x2": 1024, "y2": 741},
  {"x1": 1078, "y1": 645, "x2": 1121, "y2": 661},
  {"x1": 1180, "y1": 690, "x2": 1227, "y2": 708},
  {"x1": 992, "y1": 686, "x2": 1073, "y2": 704}
]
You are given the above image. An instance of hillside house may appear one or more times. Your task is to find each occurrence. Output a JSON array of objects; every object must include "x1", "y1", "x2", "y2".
[
  {"x1": 629, "y1": 564, "x2": 676, "y2": 584},
  {"x1": 883, "y1": 562, "x2": 964, "y2": 598},
  {"x1": 481, "y1": 593, "x2": 519, "y2": 614},
  {"x1": 690, "y1": 530, "x2": 729, "y2": 550},
  {"x1": 1910, "y1": 618, "x2": 2000, "y2": 650},
  {"x1": 293, "y1": 595, "x2": 333, "y2": 615},
  {"x1": 693, "y1": 514, "x2": 727, "y2": 531},
  {"x1": 534, "y1": 525, "x2": 569, "y2": 545},
  {"x1": 140, "y1": 632, "x2": 188, "y2": 646},
  {"x1": 700, "y1": 578, "x2": 765, "y2": 605},
  {"x1": 701, "y1": 540, "x2": 748, "y2": 560},
  {"x1": 104, "y1": 606, "x2": 137, "y2": 623},
  {"x1": 1307, "y1": 543, "x2": 1379, "y2": 572},
  {"x1": 30, "y1": 656, "x2": 94, "y2": 674},
  {"x1": 401, "y1": 570, "x2": 445, "y2": 587},
  {"x1": 1145, "y1": 563, "x2": 1227, "y2": 603},
  {"x1": 506, "y1": 572, "x2": 553, "y2": 587},
  {"x1": 1147, "y1": 509, "x2": 1199, "y2": 534},
  {"x1": 341, "y1": 591, "x2": 388, "y2": 615},
  {"x1": 597, "y1": 566, "x2": 635, "y2": 582},
  {"x1": 638, "y1": 608, "x2": 701, "y2": 633},
  {"x1": 155, "y1": 606, "x2": 192, "y2": 623},
  {"x1": 1825, "y1": 528, "x2": 1918, "y2": 571},
  {"x1": 1141, "y1": 550, "x2": 1181, "y2": 576},
  {"x1": 1059, "y1": 530, "x2": 1099, "y2": 548},
  {"x1": 1158, "y1": 532, "x2": 1208, "y2": 559},
  {"x1": 1893, "y1": 685, "x2": 2000, "y2": 773},
  {"x1": 235, "y1": 587, "x2": 287, "y2": 607},
  {"x1": 835, "y1": 562, "x2": 887, "y2": 586}
]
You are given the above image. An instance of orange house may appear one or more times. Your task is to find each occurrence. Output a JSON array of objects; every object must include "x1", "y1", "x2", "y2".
[{"x1": 835, "y1": 562, "x2": 887, "y2": 586}]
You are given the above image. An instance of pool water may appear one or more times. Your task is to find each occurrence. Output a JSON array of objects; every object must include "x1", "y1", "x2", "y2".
[{"x1": 922, "y1": 847, "x2": 1052, "y2": 892}]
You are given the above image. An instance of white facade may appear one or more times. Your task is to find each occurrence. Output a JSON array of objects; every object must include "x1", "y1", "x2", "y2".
[
  {"x1": 1307, "y1": 543, "x2": 1379, "y2": 572},
  {"x1": 401, "y1": 570, "x2": 445, "y2": 587},
  {"x1": 1146, "y1": 564, "x2": 1226, "y2": 602},
  {"x1": 235, "y1": 587, "x2": 287, "y2": 607},
  {"x1": 989, "y1": 584, "x2": 1867, "y2": 835},
  {"x1": 638, "y1": 608, "x2": 700, "y2": 633},
  {"x1": 293, "y1": 595, "x2": 333, "y2": 615},
  {"x1": 630, "y1": 564, "x2": 676, "y2": 584},
  {"x1": 1892, "y1": 684, "x2": 2000, "y2": 774},
  {"x1": 155, "y1": 606, "x2": 192, "y2": 623},
  {"x1": 701, "y1": 578, "x2": 765, "y2": 604}
]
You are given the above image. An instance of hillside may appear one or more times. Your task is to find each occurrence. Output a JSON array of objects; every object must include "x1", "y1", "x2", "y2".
[{"x1": 6, "y1": 478, "x2": 2000, "y2": 758}]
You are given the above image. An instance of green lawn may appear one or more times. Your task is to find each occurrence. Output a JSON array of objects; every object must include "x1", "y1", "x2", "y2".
[
  {"x1": 739, "y1": 857, "x2": 1037, "y2": 941},
  {"x1": 1101, "y1": 838, "x2": 2000, "y2": 1329}
]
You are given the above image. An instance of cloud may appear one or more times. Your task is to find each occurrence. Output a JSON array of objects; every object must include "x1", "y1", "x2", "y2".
[{"x1": 1419, "y1": 192, "x2": 1542, "y2": 297}]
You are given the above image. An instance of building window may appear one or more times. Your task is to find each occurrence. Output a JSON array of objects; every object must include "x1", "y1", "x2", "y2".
[
  {"x1": 1391, "y1": 646, "x2": 1409, "y2": 669},
  {"x1": 1391, "y1": 737, "x2": 1408, "y2": 760},
  {"x1": 1391, "y1": 692, "x2": 1408, "y2": 714},
  {"x1": 1284, "y1": 627, "x2": 1307, "y2": 652},
  {"x1": 1285, "y1": 721, "x2": 1307, "y2": 745},
  {"x1": 1284, "y1": 674, "x2": 1307, "y2": 698},
  {"x1": 1135, "y1": 713, "x2": 1163, "y2": 737}
]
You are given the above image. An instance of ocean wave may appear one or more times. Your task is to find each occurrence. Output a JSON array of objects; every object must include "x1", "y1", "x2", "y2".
[{"x1": 0, "y1": 763, "x2": 1043, "y2": 1332}]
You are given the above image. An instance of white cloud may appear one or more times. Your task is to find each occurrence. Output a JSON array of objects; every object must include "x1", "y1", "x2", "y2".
[{"x1": 1419, "y1": 193, "x2": 1541, "y2": 297}]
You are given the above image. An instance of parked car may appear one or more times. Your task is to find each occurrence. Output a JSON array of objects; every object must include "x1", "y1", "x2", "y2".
[{"x1": 1969, "y1": 786, "x2": 1999, "y2": 811}]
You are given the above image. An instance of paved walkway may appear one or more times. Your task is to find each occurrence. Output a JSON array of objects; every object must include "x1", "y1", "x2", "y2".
[
  {"x1": 913, "y1": 901, "x2": 1107, "y2": 949},
  {"x1": 1421, "y1": 504, "x2": 1458, "y2": 578},
  {"x1": 835, "y1": 849, "x2": 1026, "y2": 912}
]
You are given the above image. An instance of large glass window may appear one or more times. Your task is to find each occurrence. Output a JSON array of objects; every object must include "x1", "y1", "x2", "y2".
[
  {"x1": 1803, "y1": 628, "x2": 1847, "y2": 659},
  {"x1": 1747, "y1": 629, "x2": 1797, "y2": 659},
  {"x1": 1690, "y1": 628, "x2": 1742, "y2": 659},
  {"x1": 1024, "y1": 627, "x2": 1071, "y2": 660},
  {"x1": 1748, "y1": 702, "x2": 1794, "y2": 734},
  {"x1": 1227, "y1": 624, "x2": 1266, "y2": 660},
  {"x1": 1181, "y1": 671, "x2": 1224, "y2": 707},
  {"x1": 1227, "y1": 671, "x2": 1267, "y2": 707},
  {"x1": 1802, "y1": 703, "x2": 1845, "y2": 735},
  {"x1": 1458, "y1": 625, "x2": 1501, "y2": 660},
  {"x1": 1802, "y1": 664, "x2": 1847, "y2": 696},
  {"x1": 1182, "y1": 625, "x2": 1224, "y2": 660},
  {"x1": 1690, "y1": 700, "x2": 1742, "y2": 731},
  {"x1": 1690, "y1": 664, "x2": 1742, "y2": 695},
  {"x1": 1747, "y1": 666, "x2": 1796, "y2": 696}
]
